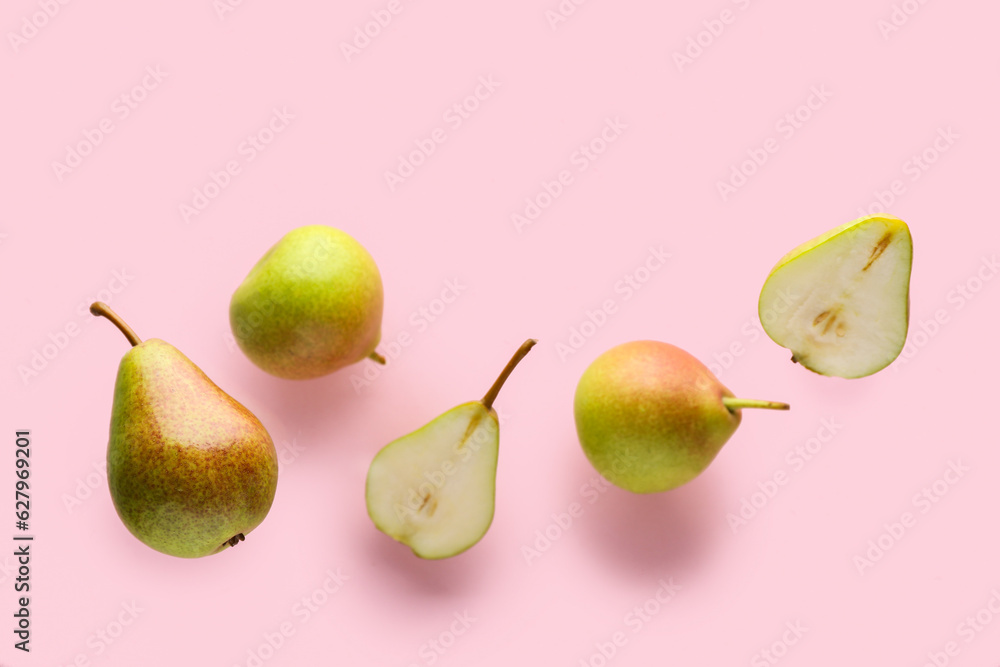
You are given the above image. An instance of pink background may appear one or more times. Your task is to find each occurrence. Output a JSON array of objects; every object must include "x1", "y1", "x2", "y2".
[{"x1": 3, "y1": 0, "x2": 1000, "y2": 665}]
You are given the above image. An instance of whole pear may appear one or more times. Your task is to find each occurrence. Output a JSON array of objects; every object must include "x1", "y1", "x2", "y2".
[
  {"x1": 230, "y1": 225, "x2": 384, "y2": 380},
  {"x1": 574, "y1": 341, "x2": 788, "y2": 493},
  {"x1": 92, "y1": 302, "x2": 279, "y2": 558}
]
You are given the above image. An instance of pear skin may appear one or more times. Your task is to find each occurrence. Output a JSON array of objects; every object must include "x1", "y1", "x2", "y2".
[
  {"x1": 574, "y1": 341, "x2": 788, "y2": 493},
  {"x1": 94, "y1": 303, "x2": 278, "y2": 558},
  {"x1": 230, "y1": 225, "x2": 384, "y2": 380}
]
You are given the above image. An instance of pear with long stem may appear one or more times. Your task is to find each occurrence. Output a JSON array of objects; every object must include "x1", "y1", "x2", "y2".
[
  {"x1": 574, "y1": 340, "x2": 788, "y2": 493},
  {"x1": 366, "y1": 340, "x2": 536, "y2": 559},
  {"x1": 92, "y1": 302, "x2": 278, "y2": 558}
]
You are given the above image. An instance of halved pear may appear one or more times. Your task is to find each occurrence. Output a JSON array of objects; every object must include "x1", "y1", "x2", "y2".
[
  {"x1": 758, "y1": 214, "x2": 912, "y2": 378},
  {"x1": 365, "y1": 340, "x2": 536, "y2": 559}
]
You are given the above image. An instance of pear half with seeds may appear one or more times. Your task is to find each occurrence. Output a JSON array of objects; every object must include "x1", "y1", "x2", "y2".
[
  {"x1": 758, "y1": 214, "x2": 912, "y2": 378},
  {"x1": 365, "y1": 340, "x2": 536, "y2": 559}
]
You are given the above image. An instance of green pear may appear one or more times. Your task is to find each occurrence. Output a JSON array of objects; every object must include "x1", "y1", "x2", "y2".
[
  {"x1": 574, "y1": 341, "x2": 788, "y2": 493},
  {"x1": 366, "y1": 340, "x2": 536, "y2": 559},
  {"x1": 230, "y1": 225, "x2": 384, "y2": 380},
  {"x1": 758, "y1": 214, "x2": 913, "y2": 378},
  {"x1": 92, "y1": 302, "x2": 279, "y2": 558}
]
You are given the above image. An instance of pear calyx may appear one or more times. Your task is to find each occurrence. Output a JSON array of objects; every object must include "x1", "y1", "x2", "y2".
[
  {"x1": 90, "y1": 302, "x2": 142, "y2": 347},
  {"x1": 481, "y1": 339, "x2": 537, "y2": 410},
  {"x1": 224, "y1": 533, "x2": 246, "y2": 549},
  {"x1": 721, "y1": 397, "x2": 790, "y2": 413}
]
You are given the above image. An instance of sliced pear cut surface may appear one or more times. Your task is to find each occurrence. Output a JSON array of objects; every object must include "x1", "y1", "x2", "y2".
[
  {"x1": 365, "y1": 339, "x2": 536, "y2": 559},
  {"x1": 759, "y1": 215, "x2": 912, "y2": 378},
  {"x1": 366, "y1": 402, "x2": 499, "y2": 560}
]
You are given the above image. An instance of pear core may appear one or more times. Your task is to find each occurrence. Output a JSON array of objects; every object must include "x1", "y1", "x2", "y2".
[
  {"x1": 758, "y1": 214, "x2": 913, "y2": 378},
  {"x1": 365, "y1": 339, "x2": 537, "y2": 559}
]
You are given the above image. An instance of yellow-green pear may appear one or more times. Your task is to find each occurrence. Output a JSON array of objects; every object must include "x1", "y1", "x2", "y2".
[
  {"x1": 366, "y1": 340, "x2": 536, "y2": 559},
  {"x1": 758, "y1": 214, "x2": 913, "y2": 378},
  {"x1": 230, "y1": 225, "x2": 384, "y2": 380},
  {"x1": 574, "y1": 341, "x2": 788, "y2": 493},
  {"x1": 92, "y1": 303, "x2": 278, "y2": 558}
]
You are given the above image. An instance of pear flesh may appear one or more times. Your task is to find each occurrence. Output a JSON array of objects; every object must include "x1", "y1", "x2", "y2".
[
  {"x1": 94, "y1": 303, "x2": 278, "y2": 558},
  {"x1": 366, "y1": 403, "x2": 499, "y2": 559},
  {"x1": 230, "y1": 225, "x2": 384, "y2": 380},
  {"x1": 574, "y1": 341, "x2": 788, "y2": 494},
  {"x1": 365, "y1": 340, "x2": 536, "y2": 559},
  {"x1": 758, "y1": 215, "x2": 912, "y2": 378}
]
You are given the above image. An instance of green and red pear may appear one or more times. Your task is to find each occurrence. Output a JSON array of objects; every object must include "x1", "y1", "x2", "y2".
[
  {"x1": 574, "y1": 340, "x2": 788, "y2": 493},
  {"x1": 92, "y1": 302, "x2": 278, "y2": 558}
]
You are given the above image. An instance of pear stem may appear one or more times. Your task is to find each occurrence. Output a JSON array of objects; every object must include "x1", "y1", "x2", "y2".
[
  {"x1": 368, "y1": 351, "x2": 386, "y2": 365},
  {"x1": 481, "y1": 339, "x2": 537, "y2": 411},
  {"x1": 722, "y1": 397, "x2": 790, "y2": 412},
  {"x1": 90, "y1": 302, "x2": 142, "y2": 347}
]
